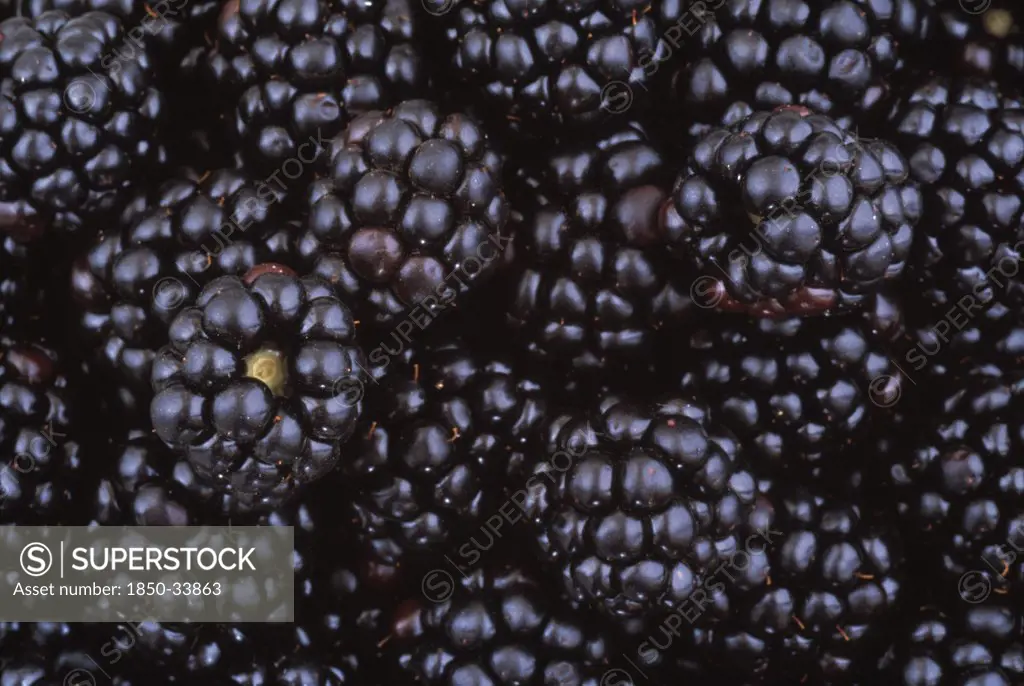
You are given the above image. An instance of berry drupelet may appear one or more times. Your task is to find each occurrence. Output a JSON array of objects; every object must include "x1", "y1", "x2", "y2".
[
  {"x1": 432, "y1": 0, "x2": 687, "y2": 133},
  {"x1": 673, "y1": 0, "x2": 927, "y2": 136},
  {"x1": 0, "y1": 11, "x2": 166, "y2": 239},
  {"x1": 918, "y1": 2, "x2": 1023, "y2": 85},
  {"x1": 519, "y1": 394, "x2": 761, "y2": 626},
  {"x1": 671, "y1": 484, "x2": 904, "y2": 684},
  {"x1": 665, "y1": 106, "x2": 922, "y2": 316},
  {"x1": 880, "y1": 604, "x2": 1024, "y2": 685},
  {"x1": 71, "y1": 166, "x2": 289, "y2": 407},
  {"x1": 888, "y1": 76, "x2": 1024, "y2": 375},
  {"x1": 303, "y1": 99, "x2": 511, "y2": 328},
  {"x1": 150, "y1": 264, "x2": 367, "y2": 509},
  {"x1": 392, "y1": 564, "x2": 611, "y2": 685},
  {"x1": 680, "y1": 292, "x2": 906, "y2": 478},
  {"x1": 201, "y1": 0, "x2": 426, "y2": 173},
  {"x1": 507, "y1": 121, "x2": 692, "y2": 372},
  {"x1": 343, "y1": 338, "x2": 546, "y2": 568},
  {"x1": 91, "y1": 429, "x2": 214, "y2": 526},
  {"x1": 0, "y1": 339, "x2": 85, "y2": 524},
  {"x1": 889, "y1": 369, "x2": 1024, "y2": 598}
]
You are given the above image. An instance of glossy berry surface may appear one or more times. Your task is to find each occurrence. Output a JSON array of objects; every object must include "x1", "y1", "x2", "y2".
[
  {"x1": 666, "y1": 106, "x2": 922, "y2": 316},
  {"x1": 0, "y1": 12, "x2": 166, "y2": 239},
  {"x1": 343, "y1": 339, "x2": 546, "y2": 567},
  {"x1": 508, "y1": 122, "x2": 692, "y2": 371},
  {"x1": 303, "y1": 99, "x2": 510, "y2": 326},
  {"x1": 150, "y1": 265, "x2": 367, "y2": 508},
  {"x1": 201, "y1": 0, "x2": 426, "y2": 172}
]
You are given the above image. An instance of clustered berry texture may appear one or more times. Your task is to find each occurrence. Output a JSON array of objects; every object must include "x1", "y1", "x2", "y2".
[
  {"x1": 881, "y1": 605, "x2": 1024, "y2": 685},
  {"x1": 2, "y1": 2, "x2": 1024, "y2": 684},
  {"x1": 0, "y1": 12, "x2": 166, "y2": 239},
  {"x1": 436, "y1": 0, "x2": 688, "y2": 131},
  {"x1": 71, "y1": 167, "x2": 287, "y2": 400},
  {"x1": 303, "y1": 99, "x2": 511, "y2": 326},
  {"x1": 0, "y1": 340, "x2": 83, "y2": 524},
  {"x1": 674, "y1": 0, "x2": 927, "y2": 135},
  {"x1": 393, "y1": 565, "x2": 611, "y2": 684},
  {"x1": 681, "y1": 293, "x2": 906, "y2": 476},
  {"x1": 150, "y1": 265, "x2": 367, "y2": 507},
  {"x1": 202, "y1": 0, "x2": 426, "y2": 172},
  {"x1": 343, "y1": 339, "x2": 546, "y2": 567},
  {"x1": 680, "y1": 485, "x2": 903, "y2": 684},
  {"x1": 891, "y1": 76, "x2": 1024, "y2": 375},
  {"x1": 520, "y1": 395, "x2": 761, "y2": 624},
  {"x1": 666, "y1": 106, "x2": 922, "y2": 316},
  {"x1": 890, "y1": 371, "x2": 1024, "y2": 596},
  {"x1": 508, "y1": 121, "x2": 692, "y2": 370}
]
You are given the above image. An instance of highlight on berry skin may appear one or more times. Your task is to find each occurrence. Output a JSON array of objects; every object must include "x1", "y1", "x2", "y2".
[{"x1": 664, "y1": 105, "x2": 923, "y2": 318}]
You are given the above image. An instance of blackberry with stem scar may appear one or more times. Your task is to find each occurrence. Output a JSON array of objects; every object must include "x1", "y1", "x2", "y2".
[
  {"x1": 71, "y1": 166, "x2": 290, "y2": 410},
  {"x1": 150, "y1": 263, "x2": 367, "y2": 509}
]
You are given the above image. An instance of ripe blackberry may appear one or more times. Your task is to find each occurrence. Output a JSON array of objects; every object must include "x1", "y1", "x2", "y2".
[
  {"x1": 672, "y1": 0, "x2": 926, "y2": 135},
  {"x1": 680, "y1": 293, "x2": 906, "y2": 478},
  {"x1": 518, "y1": 394, "x2": 763, "y2": 625},
  {"x1": 667, "y1": 484, "x2": 903, "y2": 684},
  {"x1": 201, "y1": 0, "x2": 425, "y2": 172},
  {"x1": 392, "y1": 564, "x2": 611, "y2": 685},
  {"x1": 431, "y1": 0, "x2": 688, "y2": 132},
  {"x1": 507, "y1": 121, "x2": 693, "y2": 372},
  {"x1": 918, "y1": 2, "x2": 1024, "y2": 85},
  {"x1": 0, "y1": 339, "x2": 85, "y2": 524},
  {"x1": 91, "y1": 429, "x2": 215, "y2": 526},
  {"x1": 888, "y1": 76, "x2": 1024, "y2": 372},
  {"x1": 95, "y1": 475, "x2": 397, "y2": 684},
  {"x1": 0, "y1": 11, "x2": 166, "y2": 238},
  {"x1": 880, "y1": 604, "x2": 1024, "y2": 685},
  {"x1": 889, "y1": 369, "x2": 1024, "y2": 598},
  {"x1": 150, "y1": 264, "x2": 367, "y2": 509},
  {"x1": 71, "y1": 166, "x2": 289, "y2": 406},
  {"x1": 302, "y1": 99, "x2": 511, "y2": 327},
  {"x1": 343, "y1": 339, "x2": 546, "y2": 567},
  {"x1": 665, "y1": 106, "x2": 922, "y2": 316}
]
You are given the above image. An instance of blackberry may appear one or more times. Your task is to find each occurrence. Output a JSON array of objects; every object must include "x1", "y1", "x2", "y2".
[
  {"x1": 343, "y1": 339, "x2": 546, "y2": 568},
  {"x1": 0, "y1": 339, "x2": 85, "y2": 524},
  {"x1": 507, "y1": 121, "x2": 693, "y2": 372},
  {"x1": 0, "y1": 11, "x2": 166, "y2": 238},
  {"x1": 680, "y1": 293, "x2": 907, "y2": 478},
  {"x1": 666, "y1": 484, "x2": 903, "y2": 684},
  {"x1": 918, "y1": 2, "x2": 1024, "y2": 85},
  {"x1": 91, "y1": 429, "x2": 215, "y2": 526},
  {"x1": 94, "y1": 475, "x2": 397, "y2": 684},
  {"x1": 887, "y1": 76, "x2": 1024, "y2": 375},
  {"x1": 889, "y1": 369, "x2": 1024, "y2": 598},
  {"x1": 201, "y1": 0, "x2": 425, "y2": 172},
  {"x1": 672, "y1": 0, "x2": 926, "y2": 136},
  {"x1": 518, "y1": 394, "x2": 762, "y2": 625},
  {"x1": 392, "y1": 564, "x2": 611, "y2": 685},
  {"x1": 665, "y1": 106, "x2": 922, "y2": 316},
  {"x1": 150, "y1": 263, "x2": 367, "y2": 509},
  {"x1": 431, "y1": 0, "x2": 688, "y2": 132},
  {"x1": 303, "y1": 99, "x2": 511, "y2": 327},
  {"x1": 71, "y1": 166, "x2": 289, "y2": 407},
  {"x1": 880, "y1": 604, "x2": 1024, "y2": 685}
]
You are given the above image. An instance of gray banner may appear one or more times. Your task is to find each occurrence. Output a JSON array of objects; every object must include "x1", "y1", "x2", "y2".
[{"x1": 0, "y1": 526, "x2": 294, "y2": 622}]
